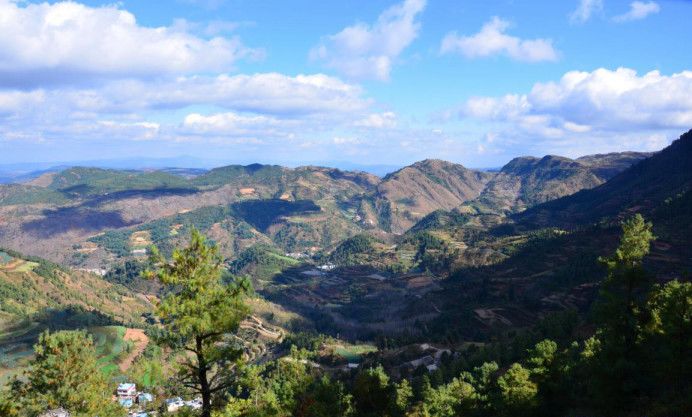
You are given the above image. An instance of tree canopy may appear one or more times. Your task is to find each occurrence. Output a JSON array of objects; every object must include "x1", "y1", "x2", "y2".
[{"x1": 146, "y1": 228, "x2": 250, "y2": 417}]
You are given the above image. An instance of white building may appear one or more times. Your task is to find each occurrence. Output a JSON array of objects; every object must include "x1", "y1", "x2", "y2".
[
  {"x1": 165, "y1": 397, "x2": 185, "y2": 412},
  {"x1": 117, "y1": 382, "x2": 137, "y2": 398}
]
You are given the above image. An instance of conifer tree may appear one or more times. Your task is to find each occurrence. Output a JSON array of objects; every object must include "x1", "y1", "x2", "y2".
[
  {"x1": 589, "y1": 214, "x2": 655, "y2": 412},
  {"x1": 7, "y1": 330, "x2": 123, "y2": 417},
  {"x1": 146, "y1": 228, "x2": 250, "y2": 417}
]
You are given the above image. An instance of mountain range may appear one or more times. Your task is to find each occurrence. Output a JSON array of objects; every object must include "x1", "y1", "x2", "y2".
[
  {"x1": 1, "y1": 129, "x2": 690, "y2": 412},
  {"x1": 0, "y1": 149, "x2": 652, "y2": 268}
]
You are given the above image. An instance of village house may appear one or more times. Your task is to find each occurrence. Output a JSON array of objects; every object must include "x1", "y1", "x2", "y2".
[
  {"x1": 117, "y1": 382, "x2": 137, "y2": 398},
  {"x1": 165, "y1": 397, "x2": 185, "y2": 412},
  {"x1": 318, "y1": 263, "x2": 336, "y2": 271},
  {"x1": 138, "y1": 392, "x2": 154, "y2": 404},
  {"x1": 119, "y1": 397, "x2": 134, "y2": 408}
]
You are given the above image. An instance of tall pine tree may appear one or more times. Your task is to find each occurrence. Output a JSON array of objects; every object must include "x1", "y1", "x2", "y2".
[{"x1": 146, "y1": 228, "x2": 250, "y2": 417}]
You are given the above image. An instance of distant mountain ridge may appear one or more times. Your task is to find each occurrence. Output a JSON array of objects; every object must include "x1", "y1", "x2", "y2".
[
  {"x1": 0, "y1": 149, "x2": 652, "y2": 266},
  {"x1": 459, "y1": 153, "x2": 653, "y2": 216},
  {"x1": 515, "y1": 130, "x2": 691, "y2": 229}
]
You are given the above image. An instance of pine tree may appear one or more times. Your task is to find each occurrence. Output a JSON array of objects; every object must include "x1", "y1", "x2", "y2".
[
  {"x1": 589, "y1": 214, "x2": 655, "y2": 412},
  {"x1": 7, "y1": 330, "x2": 124, "y2": 417},
  {"x1": 146, "y1": 228, "x2": 250, "y2": 417},
  {"x1": 643, "y1": 280, "x2": 692, "y2": 414},
  {"x1": 497, "y1": 363, "x2": 537, "y2": 416}
]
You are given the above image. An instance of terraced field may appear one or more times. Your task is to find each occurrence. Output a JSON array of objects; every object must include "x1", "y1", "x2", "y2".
[
  {"x1": 0, "y1": 251, "x2": 38, "y2": 273},
  {"x1": 92, "y1": 326, "x2": 134, "y2": 376},
  {"x1": 0, "y1": 324, "x2": 142, "y2": 383},
  {"x1": 263, "y1": 265, "x2": 444, "y2": 339}
]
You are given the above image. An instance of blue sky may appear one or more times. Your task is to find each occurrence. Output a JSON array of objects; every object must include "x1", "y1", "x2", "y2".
[{"x1": 0, "y1": 0, "x2": 690, "y2": 169}]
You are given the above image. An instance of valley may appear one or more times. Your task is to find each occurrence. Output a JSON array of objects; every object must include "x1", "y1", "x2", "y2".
[{"x1": 0, "y1": 130, "x2": 690, "y2": 417}]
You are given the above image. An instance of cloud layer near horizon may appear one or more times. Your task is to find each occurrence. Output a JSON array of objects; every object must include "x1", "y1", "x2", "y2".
[
  {"x1": 0, "y1": 0, "x2": 687, "y2": 166},
  {"x1": 451, "y1": 68, "x2": 691, "y2": 156}
]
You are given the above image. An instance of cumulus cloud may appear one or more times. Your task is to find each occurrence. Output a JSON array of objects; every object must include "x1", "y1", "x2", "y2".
[
  {"x1": 459, "y1": 67, "x2": 692, "y2": 130},
  {"x1": 0, "y1": 73, "x2": 370, "y2": 119},
  {"x1": 333, "y1": 136, "x2": 362, "y2": 145},
  {"x1": 613, "y1": 1, "x2": 660, "y2": 22},
  {"x1": 570, "y1": 0, "x2": 604, "y2": 24},
  {"x1": 309, "y1": 0, "x2": 426, "y2": 81},
  {"x1": 182, "y1": 112, "x2": 288, "y2": 137},
  {"x1": 453, "y1": 68, "x2": 692, "y2": 154},
  {"x1": 0, "y1": 0, "x2": 261, "y2": 87},
  {"x1": 440, "y1": 17, "x2": 558, "y2": 62},
  {"x1": 97, "y1": 121, "x2": 161, "y2": 141},
  {"x1": 0, "y1": 90, "x2": 46, "y2": 115},
  {"x1": 0, "y1": 72, "x2": 377, "y2": 146}
]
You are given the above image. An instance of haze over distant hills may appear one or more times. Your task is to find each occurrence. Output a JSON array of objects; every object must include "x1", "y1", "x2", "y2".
[{"x1": 0, "y1": 157, "x2": 406, "y2": 184}]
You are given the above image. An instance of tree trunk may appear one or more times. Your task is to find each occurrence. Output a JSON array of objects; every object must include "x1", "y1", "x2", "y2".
[{"x1": 196, "y1": 336, "x2": 212, "y2": 417}]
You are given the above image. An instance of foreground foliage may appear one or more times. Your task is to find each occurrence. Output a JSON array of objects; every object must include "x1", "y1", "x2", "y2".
[
  {"x1": 1, "y1": 216, "x2": 689, "y2": 417},
  {"x1": 1, "y1": 330, "x2": 124, "y2": 417}
]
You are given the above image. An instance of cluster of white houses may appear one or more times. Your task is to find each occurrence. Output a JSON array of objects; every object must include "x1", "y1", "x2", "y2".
[
  {"x1": 116, "y1": 382, "x2": 153, "y2": 415},
  {"x1": 117, "y1": 382, "x2": 202, "y2": 414}
]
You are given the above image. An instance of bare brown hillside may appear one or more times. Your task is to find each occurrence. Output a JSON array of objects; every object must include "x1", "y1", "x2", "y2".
[{"x1": 374, "y1": 160, "x2": 494, "y2": 233}]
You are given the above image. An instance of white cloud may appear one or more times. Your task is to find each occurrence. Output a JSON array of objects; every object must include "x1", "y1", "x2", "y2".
[
  {"x1": 24, "y1": 73, "x2": 371, "y2": 117},
  {"x1": 440, "y1": 17, "x2": 558, "y2": 62},
  {"x1": 0, "y1": 90, "x2": 46, "y2": 115},
  {"x1": 97, "y1": 120, "x2": 161, "y2": 141},
  {"x1": 613, "y1": 1, "x2": 660, "y2": 22},
  {"x1": 563, "y1": 121, "x2": 592, "y2": 133},
  {"x1": 355, "y1": 112, "x2": 397, "y2": 128},
  {"x1": 182, "y1": 112, "x2": 286, "y2": 137},
  {"x1": 0, "y1": 72, "x2": 378, "y2": 146},
  {"x1": 453, "y1": 68, "x2": 692, "y2": 155},
  {"x1": 333, "y1": 136, "x2": 362, "y2": 145},
  {"x1": 309, "y1": 0, "x2": 426, "y2": 81},
  {"x1": 570, "y1": 0, "x2": 604, "y2": 24},
  {"x1": 463, "y1": 94, "x2": 530, "y2": 119},
  {"x1": 0, "y1": 0, "x2": 261, "y2": 87},
  {"x1": 527, "y1": 68, "x2": 692, "y2": 129}
]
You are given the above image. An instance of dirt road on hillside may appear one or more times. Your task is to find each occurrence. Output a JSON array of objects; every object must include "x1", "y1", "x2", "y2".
[{"x1": 119, "y1": 328, "x2": 149, "y2": 372}]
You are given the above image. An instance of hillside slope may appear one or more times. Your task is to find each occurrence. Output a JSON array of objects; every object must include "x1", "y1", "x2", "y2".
[
  {"x1": 0, "y1": 248, "x2": 150, "y2": 323},
  {"x1": 373, "y1": 159, "x2": 494, "y2": 233},
  {"x1": 0, "y1": 150, "x2": 658, "y2": 267},
  {"x1": 0, "y1": 164, "x2": 378, "y2": 265},
  {"x1": 516, "y1": 129, "x2": 692, "y2": 228},
  {"x1": 463, "y1": 152, "x2": 651, "y2": 215}
]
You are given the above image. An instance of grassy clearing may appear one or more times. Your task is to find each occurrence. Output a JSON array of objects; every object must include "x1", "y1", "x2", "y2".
[
  {"x1": 12, "y1": 261, "x2": 38, "y2": 273},
  {"x1": 0, "y1": 324, "x2": 137, "y2": 383},
  {"x1": 332, "y1": 344, "x2": 378, "y2": 362},
  {"x1": 0, "y1": 251, "x2": 12, "y2": 264},
  {"x1": 91, "y1": 326, "x2": 132, "y2": 376},
  {"x1": 129, "y1": 231, "x2": 152, "y2": 250}
]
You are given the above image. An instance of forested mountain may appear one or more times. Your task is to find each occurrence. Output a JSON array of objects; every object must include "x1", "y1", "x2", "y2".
[
  {"x1": 0, "y1": 133, "x2": 689, "y2": 417},
  {"x1": 0, "y1": 150, "x2": 648, "y2": 270}
]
